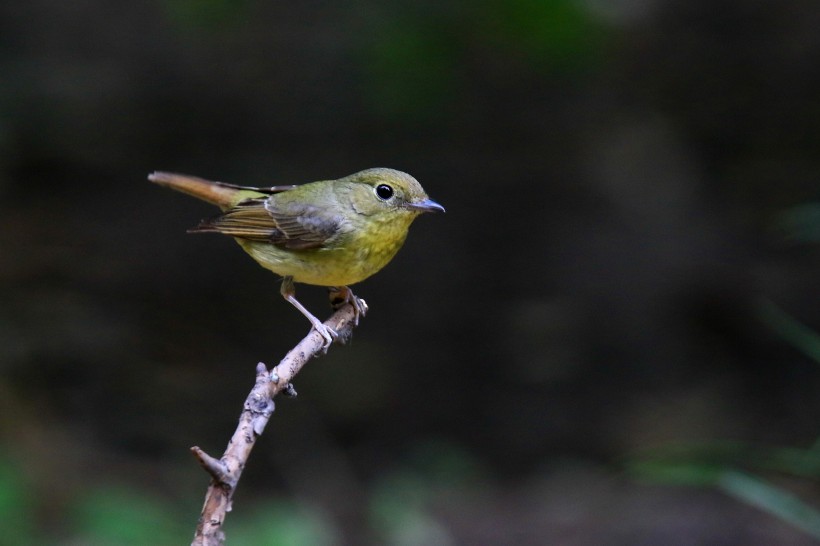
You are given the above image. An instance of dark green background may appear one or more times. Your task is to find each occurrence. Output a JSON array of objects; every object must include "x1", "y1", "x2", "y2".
[{"x1": 1, "y1": 1, "x2": 818, "y2": 544}]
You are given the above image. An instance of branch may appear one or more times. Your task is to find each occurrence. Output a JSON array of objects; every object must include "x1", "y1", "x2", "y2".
[{"x1": 189, "y1": 303, "x2": 360, "y2": 546}]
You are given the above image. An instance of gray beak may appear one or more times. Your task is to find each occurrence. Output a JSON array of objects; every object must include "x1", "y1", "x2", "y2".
[{"x1": 407, "y1": 198, "x2": 445, "y2": 214}]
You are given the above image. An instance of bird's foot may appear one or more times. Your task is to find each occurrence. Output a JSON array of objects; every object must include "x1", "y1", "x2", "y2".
[
  {"x1": 329, "y1": 286, "x2": 368, "y2": 326},
  {"x1": 281, "y1": 276, "x2": 338, "y2": 352},
  {"x1": 311, "y1": 319, "x2": 338, "y2": 353}
]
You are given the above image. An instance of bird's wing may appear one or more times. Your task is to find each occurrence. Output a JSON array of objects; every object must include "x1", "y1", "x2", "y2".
[
  {"x1": 212, "y1": 181, "x2": 298, "y2": 194},
  {"x1": 190, "y1": 197, "x2": 343, "y2": 250}
]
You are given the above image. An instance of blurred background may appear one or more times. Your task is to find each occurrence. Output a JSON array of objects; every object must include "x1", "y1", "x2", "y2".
[{"x1": 1, "y1": 0, "x2": 819, "y2": 544}]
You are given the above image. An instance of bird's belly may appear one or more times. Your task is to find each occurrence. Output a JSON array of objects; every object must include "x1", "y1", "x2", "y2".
[{"x1": 236, "y1": 238, "x2": 403, "y2": 287}]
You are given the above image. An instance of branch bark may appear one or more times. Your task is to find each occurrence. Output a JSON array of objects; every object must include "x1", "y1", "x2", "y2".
[{"x1": 189, "y1": 303, "x2": 360, "y2": 546}]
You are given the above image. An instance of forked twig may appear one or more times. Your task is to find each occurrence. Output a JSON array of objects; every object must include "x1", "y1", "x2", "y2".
[{"x1": 190, "y1": 303, "x2": 360, "y2": 546}]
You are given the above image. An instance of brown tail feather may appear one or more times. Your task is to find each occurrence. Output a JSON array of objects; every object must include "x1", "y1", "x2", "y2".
[{"x1": 148, "y1": 172, "x2": 242, "y2": 208}]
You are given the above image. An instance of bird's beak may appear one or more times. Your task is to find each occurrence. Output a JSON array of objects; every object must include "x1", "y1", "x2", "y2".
[{"x1": 407, "y1": 198, "x2": 445, "y2": 214}]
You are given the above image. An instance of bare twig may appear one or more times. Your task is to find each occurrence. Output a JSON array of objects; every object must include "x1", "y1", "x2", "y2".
[{"x1": 190, "y1": 303, "x2": 360, "y2": 546}]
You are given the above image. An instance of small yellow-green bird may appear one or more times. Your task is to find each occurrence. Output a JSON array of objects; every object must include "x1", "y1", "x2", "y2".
[{"x1": 148, "y1": 168, "x2": 444, "y2": 347}]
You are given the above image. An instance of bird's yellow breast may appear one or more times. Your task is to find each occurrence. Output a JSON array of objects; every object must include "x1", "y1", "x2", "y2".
[{"x1": 236, "y1": 210, "x2": 415, "y2": 286}]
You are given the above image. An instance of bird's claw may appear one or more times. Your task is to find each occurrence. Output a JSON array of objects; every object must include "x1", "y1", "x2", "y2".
[
  {"x1": 329, "y1": 286, "x2": 368, "y2": 326},
  {"x1": 353, "y1": 296, "x2": 368, "y2": 318},
  {"x1": 313, "y1": 321, "x2": 338, "y2": 353},
  {"x1": 347, "y1": 296, "x2": 368, "y2": 326}
]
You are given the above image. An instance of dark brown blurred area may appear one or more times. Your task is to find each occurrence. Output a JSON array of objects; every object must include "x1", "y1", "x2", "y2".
[{"x1": 1, "y1": 1, "x2": 818, "y2": 544}]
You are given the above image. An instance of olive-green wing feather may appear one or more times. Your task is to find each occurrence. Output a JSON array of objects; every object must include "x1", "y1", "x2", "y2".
[{"x1": 191, "y1": 198, "x2": 342, "y2": 250}]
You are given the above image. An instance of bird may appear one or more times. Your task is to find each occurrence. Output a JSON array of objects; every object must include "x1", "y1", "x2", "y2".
[{"x1": 148, "y1": 168, "x2": 444, "y2": 347}]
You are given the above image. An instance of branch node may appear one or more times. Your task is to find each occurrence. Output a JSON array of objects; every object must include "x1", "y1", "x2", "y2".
[
  {"x1": 191, "y1": 446, "x2": 230, "y2": 483},
  {"x1": 283, "y1": 383, "x2": 298, "y2": 397}
]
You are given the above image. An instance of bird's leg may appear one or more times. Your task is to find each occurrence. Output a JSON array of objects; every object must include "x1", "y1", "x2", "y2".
[
  {"x1": 280, "y1": 276, "x2": 337, "y2": 350},
  {"x1": 328, "y1": 286, "x2": 368, "y2": 326}
]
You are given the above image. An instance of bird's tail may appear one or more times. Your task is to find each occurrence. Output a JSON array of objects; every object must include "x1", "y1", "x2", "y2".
[{"x1": 148, "y1": 172, "x2": 243, "y2": 208}]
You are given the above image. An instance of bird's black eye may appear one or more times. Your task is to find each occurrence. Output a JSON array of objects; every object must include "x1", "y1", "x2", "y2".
[{"x1": 375, "y1": 184, "x2": 394, "y2": 200}]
